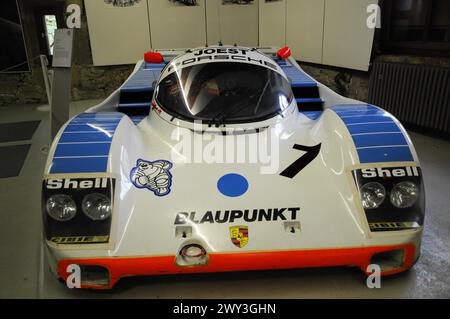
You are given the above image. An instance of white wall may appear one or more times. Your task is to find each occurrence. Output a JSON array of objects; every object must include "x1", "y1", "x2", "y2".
[
  {"x1": 148, "y1": 0, "x2": 207, "y2": 49},
  {"x1": 259, "y1": 0, "x2": 286, "y2": 48},
  {"x1": 206, "y1": 0, "x2": 259, "y2": 47},
  {"x1": 286, "y1": 0, "x2": 324, "y2": 64},
  {"x1": 322, "y1": 0, "x2": 378, "y2": 71},
  {"x1": 85, "y1": 0, "x2": 377, "y2": 71},
  {"x1": 85, "y1": 0, "x2": 151, "y2": 66}
]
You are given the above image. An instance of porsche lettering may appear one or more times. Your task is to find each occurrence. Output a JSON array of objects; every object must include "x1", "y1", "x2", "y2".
[{"x1": 167, "y1": 51, "x2": 278, "y2": 72}]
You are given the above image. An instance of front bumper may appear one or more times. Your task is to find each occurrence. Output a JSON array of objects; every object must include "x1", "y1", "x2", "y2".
[{"x1": 56, "y1": 243, "x2": 417, "y2": 289}]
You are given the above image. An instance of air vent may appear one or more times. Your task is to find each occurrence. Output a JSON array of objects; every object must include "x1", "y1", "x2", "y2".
[
  {"x1": 370, "y1": 249, "x2": 405, "y2": 272},
  {"x1": 79, "y1": 265, "x2": 110, "y2": 287}
]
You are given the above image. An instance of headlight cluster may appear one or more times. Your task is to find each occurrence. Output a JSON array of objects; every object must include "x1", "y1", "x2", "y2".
[
  {"x1": 46, "y1": 194, "x2": 77, "y2": 222},
  {"x1": 82, "y1": 193, "x2": 112, "y2": 221},
  {"x1": 360, "y1": 181, "x2": 419, "y2": 210},
  {"x1": 390, "y1": 181, "x2": 419, "y2": 208},
  {"x1": 360, "y1": 182, "x2": 386, "y2": 209},
  {"x1": 46, "y1": 193, "x2": 111, "y2": 222}
]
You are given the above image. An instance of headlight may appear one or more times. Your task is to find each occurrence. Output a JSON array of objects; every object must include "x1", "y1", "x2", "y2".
[
  {"x1": 46, "y1": 194, "x2": 77, "y2": 221},
  {"x1": 390, "y1": 181, "x2": 419, "y2": 208},
  {"x1": 82, "y1": 193, "x2": 111, "y2": 221},
  {"x1": 360, "y1": 182, "x2": 386, "y2": 209}
]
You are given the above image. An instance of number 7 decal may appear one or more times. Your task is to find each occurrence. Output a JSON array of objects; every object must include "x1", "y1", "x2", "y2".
[{"x1": 280, "y1": 144, "x2": 322, "y2": 179}]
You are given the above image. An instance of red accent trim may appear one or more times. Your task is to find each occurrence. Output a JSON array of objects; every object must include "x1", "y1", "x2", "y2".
[
  {"x1": 57, "y1": 244, "x2": 416, "y2": 289},
  {"x1": 144, "y1": 52, "x2": 163, "y2": 64},
  {"x1": 276, "y1": 47, "x2": 292, "y2": 60}
]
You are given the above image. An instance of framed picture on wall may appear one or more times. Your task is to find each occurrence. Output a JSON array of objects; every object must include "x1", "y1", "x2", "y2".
[
  {"x1": 169, "y1": 0, "x2": 199, "y2": 6},
  {"x1": 103, "y1": 0, "x2": 143, "y2": 7},
  {"x1": 222, "y1": 0, "x2": 255, "y2": 5}
]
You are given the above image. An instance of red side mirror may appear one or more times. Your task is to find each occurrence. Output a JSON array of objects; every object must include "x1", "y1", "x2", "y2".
[
  {"x1": 144, "y1": 52, "x2": 163, "y2": 64},
  {"x1": 276, "y1": 47, "x2": 291, "y2": 60}
]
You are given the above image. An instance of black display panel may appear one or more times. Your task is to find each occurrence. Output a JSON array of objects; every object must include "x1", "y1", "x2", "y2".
[{"x1": 0, "y1": 0, "x2": 30, "y2": 73}]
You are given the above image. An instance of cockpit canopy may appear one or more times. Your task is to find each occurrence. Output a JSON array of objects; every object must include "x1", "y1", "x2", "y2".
[{"x1": 155, "y1": 62, "x2": 294, "y2": 125}]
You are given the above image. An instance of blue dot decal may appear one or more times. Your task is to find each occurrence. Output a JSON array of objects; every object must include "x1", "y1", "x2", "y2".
[{"x1": 217, "y1": 174, "x2": 249, "y2": 197}]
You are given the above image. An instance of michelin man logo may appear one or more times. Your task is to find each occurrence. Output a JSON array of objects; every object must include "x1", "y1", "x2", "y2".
[{"x1": 130, "y1": 159, "x2": 173, "y2": 196}]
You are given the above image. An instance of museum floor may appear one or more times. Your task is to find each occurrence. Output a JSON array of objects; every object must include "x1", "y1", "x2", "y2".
[{"x1": 0, "y1": 100, "x2": 449, "y2": 298}]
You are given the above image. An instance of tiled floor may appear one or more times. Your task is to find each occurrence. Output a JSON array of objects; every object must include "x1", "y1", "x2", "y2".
[{"x1": 0, "y1": 100, "x2": 449, "y2": 298}]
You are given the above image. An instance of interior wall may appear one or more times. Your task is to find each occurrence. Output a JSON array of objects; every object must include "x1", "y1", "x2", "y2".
[
  {"x1": 259, "y1": 0, "x2": 286, "y2": 48},
  {"x1": 206, "y1": 0, "x2": 259, "y2": 47},
  {"x1": 322, "y1": 0, "x2": 378, "y2": 71},
  {"x1": 0, "y1": 0, "x2": 385, "y2": 106},
  {"x1": 84, "y1": 0, "x2": 377, "y2": 70},
  {"x1": 286, "y1": 0, "x2": 324, "y2": 64},
  {"x1": 148, "y1": 0, "x2": 206, "y2": 49},
  {"x1": 84, "y1": 0, "x2": 151, "y2": 66}
]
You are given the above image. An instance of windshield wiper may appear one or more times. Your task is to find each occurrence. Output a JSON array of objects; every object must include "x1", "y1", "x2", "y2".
[
  {"x1": 210, "y1": 93, "x2": 259, "y2": 127},
  {"x1": 213, "y1": 77, "x2": 272, "y2": 125}
]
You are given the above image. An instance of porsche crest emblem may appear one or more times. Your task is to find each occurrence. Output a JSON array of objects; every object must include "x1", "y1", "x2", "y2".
[{"x1": 230, "y1": 226, "x2": 249, "y2": 248}]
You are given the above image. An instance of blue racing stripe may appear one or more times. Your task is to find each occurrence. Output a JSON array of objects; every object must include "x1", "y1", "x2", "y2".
[
  {"x1": 353, "y1": 133, "x2": 407, "y2": 148},
  {"x1": 336, "y1": 109, "x2": 386, "y2": 117},
  {"x1": 50, "y1": 112, "x2": 124, "y2": 174},
  {"x1": 347, "y1": 122, "x2": 401, "y2": 135},
  {"x1": 332, "y1": 104, "x2": 377, "y2": 111},
  {"x1": 59, "y1": 132, "x2": 113, "y2": 143},
  {"x1": 51, "y1": 157, "x2": 109, "y2": 174},
  {"x1": 54, "y1": 143, "x2": 111, "y2": 157},
  {"x1": 296, "y1": 98, "x2": 323, "y2": 103},
  {"x1": 358, "y1": 147, "x2": 414, "y2": 163},
  {"x1": 64, "y1": 124, "x2": 119, "y2": 132},
  {"x1": 76, "y1": 113, "x2": 123, "y2": 118},
  {"x1": 70, "y1": 118, "x2": 122, "y2": 124},
  {"x1": 118, "y1": 102, "x2": 151, "y2": 108},
  {"x1": 332, "y1": 104, "x2": 414, "y2": 164},
  {"x1": 342, "y1": 115, "x2": 393, "y2": 125}
]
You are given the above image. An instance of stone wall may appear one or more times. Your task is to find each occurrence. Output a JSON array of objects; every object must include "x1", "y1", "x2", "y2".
[
  {"x1": 0, "y1": 0, "x2": 49, "y2": 106},
  {"x1": 299, "y1": 63, "x2": 370, "y2": 102}
]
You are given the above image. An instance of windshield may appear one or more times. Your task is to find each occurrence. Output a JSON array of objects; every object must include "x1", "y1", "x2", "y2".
[{"x1": 155, "y1": 62, "x2": 294, "y2": 124}]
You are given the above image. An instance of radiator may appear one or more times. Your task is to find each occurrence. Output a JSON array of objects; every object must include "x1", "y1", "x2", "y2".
[{"x1": 369, "y1": 61, "x2": 450, "y2": 135}]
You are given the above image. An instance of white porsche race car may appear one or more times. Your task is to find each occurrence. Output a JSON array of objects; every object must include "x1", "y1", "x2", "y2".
[{"x1": 42, "y1": 46, "x2": 425, "y2": 289}]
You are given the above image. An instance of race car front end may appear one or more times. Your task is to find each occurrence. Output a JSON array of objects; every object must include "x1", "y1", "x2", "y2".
[
  {"x1": 41, "y1": 46, "x2": 425, "y2": 289},
  {"x1": 42, "y1": 112, "x2": 424, "y2": 289}
]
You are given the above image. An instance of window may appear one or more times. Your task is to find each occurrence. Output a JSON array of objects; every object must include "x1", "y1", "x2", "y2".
[
  {"x1": 43, "y1": 15, "x2": 58, "y2": 56},
  {"x1": 381, "y1": 0, "x2": 450, "y2": 56}
]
